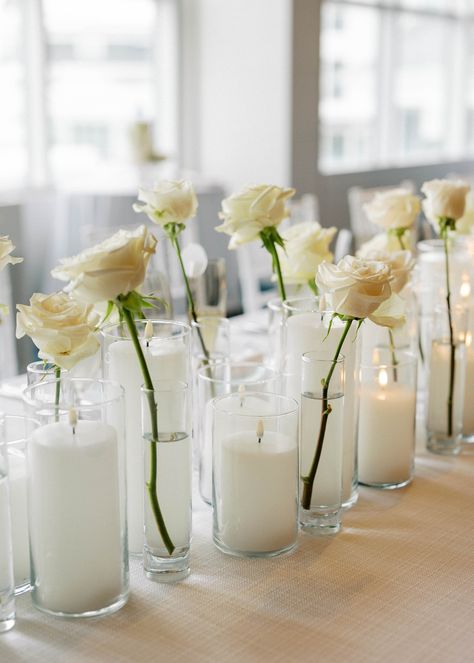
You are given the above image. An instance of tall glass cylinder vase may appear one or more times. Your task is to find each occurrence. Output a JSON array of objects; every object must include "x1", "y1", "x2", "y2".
[
  {"x1": 358, "y1": 350, "x2": 417, "y2": 488},
  {"x1": 197, "y1": 362, "x2": 278, "y2": 505},
  {"x1": 23, "y1": 378, "x2": 128, "y2": 618},
  {"x1": 189, "y1": 258, "x2": 227, "y2": 318},
  {"x1": 462, "y1": 302, "x2": 474, "y2": 451},
  {"x1": 0, "y1": 414, "x2": 15, "y2": 632},
  {"x1": 282, "y1": 297, "x2": 361, "y2": 508},
  {"x1": 191, "y1": 316, "x2": 230, "y2": 371},
  {"x1": 26, "y1": 361, "x2": 68, "y2": 385},
  {"x1": 101, "y1": 319, "x2": 191, "y2": 556},
  {"x1": 266, "y1": 297, "x2": 283, "y2": 371},
  {"x1": 426, "y1": 305, "x2": 467, "y2": 456},
  {"x1": 142, "y1": 381, "x2": 192, "y2": 582},
  {"x1": 300, "y1": 352, "x2": 344, "y2": 534},
  {"x1": 213, "y1": 392, "x2": 298, "y2": 558},
  {"x1": 3, "y1": 416, "x2": 36, "y2": 595}
]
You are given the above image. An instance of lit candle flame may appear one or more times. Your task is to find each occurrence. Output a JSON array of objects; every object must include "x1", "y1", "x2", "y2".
[
  {"x1": 256, "y1": 418, "x2": 264, "y2": 443},
  {"x1": 467, "y1": 331, "x2": 472, "y2": 348},
  {"x1": 238, "y1": 384, "x2": 246, "y2": 407},
  {"x1": 378, "y1": 368, "x2": 388, "y2": 388},
  {"x1": 144, "y1": 320, "x2": 153, "y2": 347},
  {"x1": 69, "y1": 407, "x2": 78, "y2": 434},
  {"x1": 460, "y1": 281, "x2": 471, "y2": 300}
]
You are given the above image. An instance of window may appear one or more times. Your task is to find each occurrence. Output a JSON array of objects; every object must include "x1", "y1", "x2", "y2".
[
  {"x1": 0, "y1": 0, "x2": 178, "y2": 190},
  {"x1": 319, "y1": 0, "x2": 474, "y2": 174}
]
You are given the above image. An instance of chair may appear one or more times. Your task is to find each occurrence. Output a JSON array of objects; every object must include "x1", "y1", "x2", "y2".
[{"x1": 348, "y1": 180, "x2": 415, "y2": 250}]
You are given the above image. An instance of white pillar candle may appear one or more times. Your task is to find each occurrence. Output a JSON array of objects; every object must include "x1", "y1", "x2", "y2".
[
  {"x1": 300, "y1": 392, "x2": 344, "y2": 507},
  {"x1": 29, "y1": 421, "x2": 123, "y2": 614},
  {"x1": 218, "y1": 430, "x2": 297, "y2": 553},
  {"x1": 145, "y1": 435, "x2": 192, "y2": 551},
  {"x1": 7, "y1": 450, "x2": 29, "y2": 588},
  {"x1": 285, "y1": 312, "x2": 360, "y2": 503},
  {"x1": 358, "y1": 378, "x2": 416, "y2": 485},
  {"x1": 0, "y1": 475, "x2": 14, "y2": 597},
  {"x1": 201, "y1": 394, "x2": 274, "y2": 504},
  {"x1": 108, "y1": 338, "x2": 187, "y2": 554},
  {"x1": 427, "y1": 341, "x2": 464, "y2": 434},
  {"x1": 463, "y1": 344, "x2": 474, "y2": 434}
]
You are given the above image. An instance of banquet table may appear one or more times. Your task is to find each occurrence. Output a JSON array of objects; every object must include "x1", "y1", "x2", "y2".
[{"x1": 1, "y1": 326, "x2": 474, "y2": 662}]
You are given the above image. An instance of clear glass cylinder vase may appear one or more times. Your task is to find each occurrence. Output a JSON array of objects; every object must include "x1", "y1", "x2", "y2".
[
  {"x1": 189, "y1": 258, "x2": 227, "y2": 318},
  {"x1": 462, "y1": 302, "x2": 474, "y2": 450},
  {"x1": 358, "y1": 349, "x2": 417, "y2": 488},
  {"x1": 299, "y1": 352, "x2": 345, "y2": 534},
  {"x1": 266, "y1": 297, "x2": 283, "y2": 371},
  {"x1": 197, "y1": 362, "x2": 278, "y2": 505},
  {"x1": 26, "y1": 361, "x2": 68, "y2": 386},
  {"x1": 0, "y1": 414, "x2": 15, "y2": 632},
  {"x1": 191, "y1": 316, "x2": 230, "y2": 371},
  {"x1": 282, "y1": 297, "x2": 361, "y2": 508},
  {"x1": 3, "y1": 415, "x2": 36, "y2": 595},
  {"x1": 426, "y1": 305, "x2": 467, "y2": 455},
  {"x1": 23, "y1": 378, "x2": 128, "y2": 618},
  {"x1": 101, "y1": 319, "x2": 191, "y2": 556},
  {"x1": 142, "y1": 381, "x2": 192, "y2": 583},
  {"x1": 212, "y1": 392, "x2": 298, "y2": 557}
]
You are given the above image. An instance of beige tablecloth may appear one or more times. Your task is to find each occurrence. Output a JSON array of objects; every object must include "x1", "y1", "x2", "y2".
[{"x1": 1, "y1": 409, "x2": 473, "y2": 663}]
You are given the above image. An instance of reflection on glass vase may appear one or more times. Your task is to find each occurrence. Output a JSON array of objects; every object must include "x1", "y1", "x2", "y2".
[
  {"x1": 282, "y1": 297, "x2": 361, "y2": 509},
  {"x1": 426, "y1": 305, "x2": 467, "y2": 456},
  {"x1": 191, "y1": 317, "x2": 230, "y2": 370},
  {"x1": 142, "y1": 381, "x2": 192, "y2": 582},
  {"x1": 299, "y1": 352, "x2": 344, "y2": 534},
  {"x1": 189, "y1": 258, "x2": 227, "y2": 318},
  {"x1": 0, "y1": 414, "x2": 16, "y2": 632}
]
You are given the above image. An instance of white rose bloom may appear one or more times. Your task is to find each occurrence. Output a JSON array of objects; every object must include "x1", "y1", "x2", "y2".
[
  {"x1": 316, "y1": 255, "x2": 401, "y2": 325},
  {"x1": 0, "y1": 235, "x2": 23, "y2": 271},
  {"x1": 355, "y1": 249, "x2": 414, "y2": 294},
  {"x1": 457, "y1": 192, "x2": 474, "y2": 235},
  {"x1": 277, "y1": 221, "x2": 337, "y2": 284},
  {"x1": 51, "y1": 225, "x2": 157, "y2": 304},
  {"x1": 133, "y1": 180, "x2": 198, "y2": 227},
  {"x1": 363, "y1": 188, "x2": 420, "y2": 231},
  {"x1": 216, "y1": 184, "x2": 295, "y2": 248},
  {"x1": 421, "y1": 179, "x2": 470, "y2": 223},
  {"x1": 357, "y1": 232, "x2": 411, "y2": 257},
  {"x1": 16, "y1": 292, "x2": 100, "y2": 370}
]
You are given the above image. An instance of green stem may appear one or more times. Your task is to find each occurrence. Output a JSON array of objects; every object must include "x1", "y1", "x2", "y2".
[
  {"x1": 54, "y1": 366, "x2": 61, "y2": 422},
  {"x1": 397, "y1": 234, "x2": 406, "y2": 251},
  {"x1": 301, "y1": 318, "x2": 353, "y2": 510},
  {"x1": 265, "y1": 234, "x2": 287, "y2": 302},
  {"x1": 168, "y1": 230, "x2": 210, "y2": 362},
  {"x1": 442, "y1": 230, "x2": 455, "y2": 437},
  {"x1": 388, "y1": 328, "x2": 399, "y2": 382},
  {"x1": 121, "y1": 306, "x2": 175, "y2": 556}
]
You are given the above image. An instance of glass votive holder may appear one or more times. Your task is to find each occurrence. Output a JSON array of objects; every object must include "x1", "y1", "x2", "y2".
[
  {"x1": 462, "y1": 304, "x2": 474, "y2": 450},
  {"x1": 358, "y1": 349, "x2": 417, "y2": 489},
  {"x1": 197, "y1": 361, "x2": 278, "y2": 505},
  {"x1": 142, "y1": 380, "x2": 192, "y2": 583},
  {"x1": 299, "y1": 352, "x2": 345, "y2": 534},
  {"x1": 0, "y1": 414, "x2": 16, "y2": 633},
  {"x1": 101, "y1": 319, "x2": 191, "y2": 556},
  {"x1": 426, "y1": 305, "x2": 467, "y2": 455},
  {"x1": 26, "y1": 361, "x2": 68, "y2": 386},
  {"x1": 212, "y1": 392, "x2": 298, "y2": 558},
  {"x1": 3, "y1": 415, "x2": 37, "y2": 595},
  {"x1": 23, "y1": 378, "x2": 129, "y2": 618}
]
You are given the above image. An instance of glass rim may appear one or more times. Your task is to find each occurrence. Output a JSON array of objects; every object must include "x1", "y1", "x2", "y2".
[
  {"x1": 301, "y1": 351, "x2": 345, "y2": 365},
  {"x1": 211, "y1": 391, "x2": 298, "y2": 418},
  {"x1": 27, "y1": 360, "x2": 65, "y2": 372},
  {"x1": 191, "y1": 316, "x2": 230, "y2": 327},
  {"x1": 100, "y1": 318, "x2": 191, "y2": 341},
  {"x1": 417, "y1": 238, "x2": 468, "y2": 253},
  {"x1": 360, "y1": 349, "x2": 417, "y2": 370},
  {"x1": 197, "y1": 361, "x2": 277, "y2": 385},
  {"x1": 23, "y1": 377, "x2": 125, "y2": 409},
  {"x1": 282, "y1": 295, "x2": 320, "y2": 313},
  {"x1": 267, "y1": 297, "x2": 283, "y2": 311},
  {"x1": 141, "y1": 380, "x2": 188, "y2": 393}
]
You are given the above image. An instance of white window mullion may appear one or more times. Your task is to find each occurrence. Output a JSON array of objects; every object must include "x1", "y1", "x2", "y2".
[{"x1": 23, "y1": 0, "x2": 49, "y2": 187}]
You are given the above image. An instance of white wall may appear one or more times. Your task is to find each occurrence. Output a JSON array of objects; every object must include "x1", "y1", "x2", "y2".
[{"x1": 191, "y1": 0, "x2": 292, "y2": 191}]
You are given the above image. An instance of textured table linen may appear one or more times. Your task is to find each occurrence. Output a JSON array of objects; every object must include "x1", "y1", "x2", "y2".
[{"x1": 1, "y1": 426, "x2": 473, "y2": 663}]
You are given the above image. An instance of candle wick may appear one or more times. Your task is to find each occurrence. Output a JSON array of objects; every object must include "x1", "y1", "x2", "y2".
[{"x1": 69, "y1": 407, "x2": 78, "y2": 439}]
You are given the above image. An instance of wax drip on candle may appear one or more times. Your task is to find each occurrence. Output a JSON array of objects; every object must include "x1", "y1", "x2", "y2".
[
  {"x1": 256, "y1": 419, "x2": 264, "y2": 444},
  {"x1": 69, "y1": 407, "x2": 78, "y2": 436},
  {"x1": 144, "y1": 320, "x2": 153, "y2": 348},
  {"x1": 239, "y1": 384, "x2": 246, "y2": 407}
]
